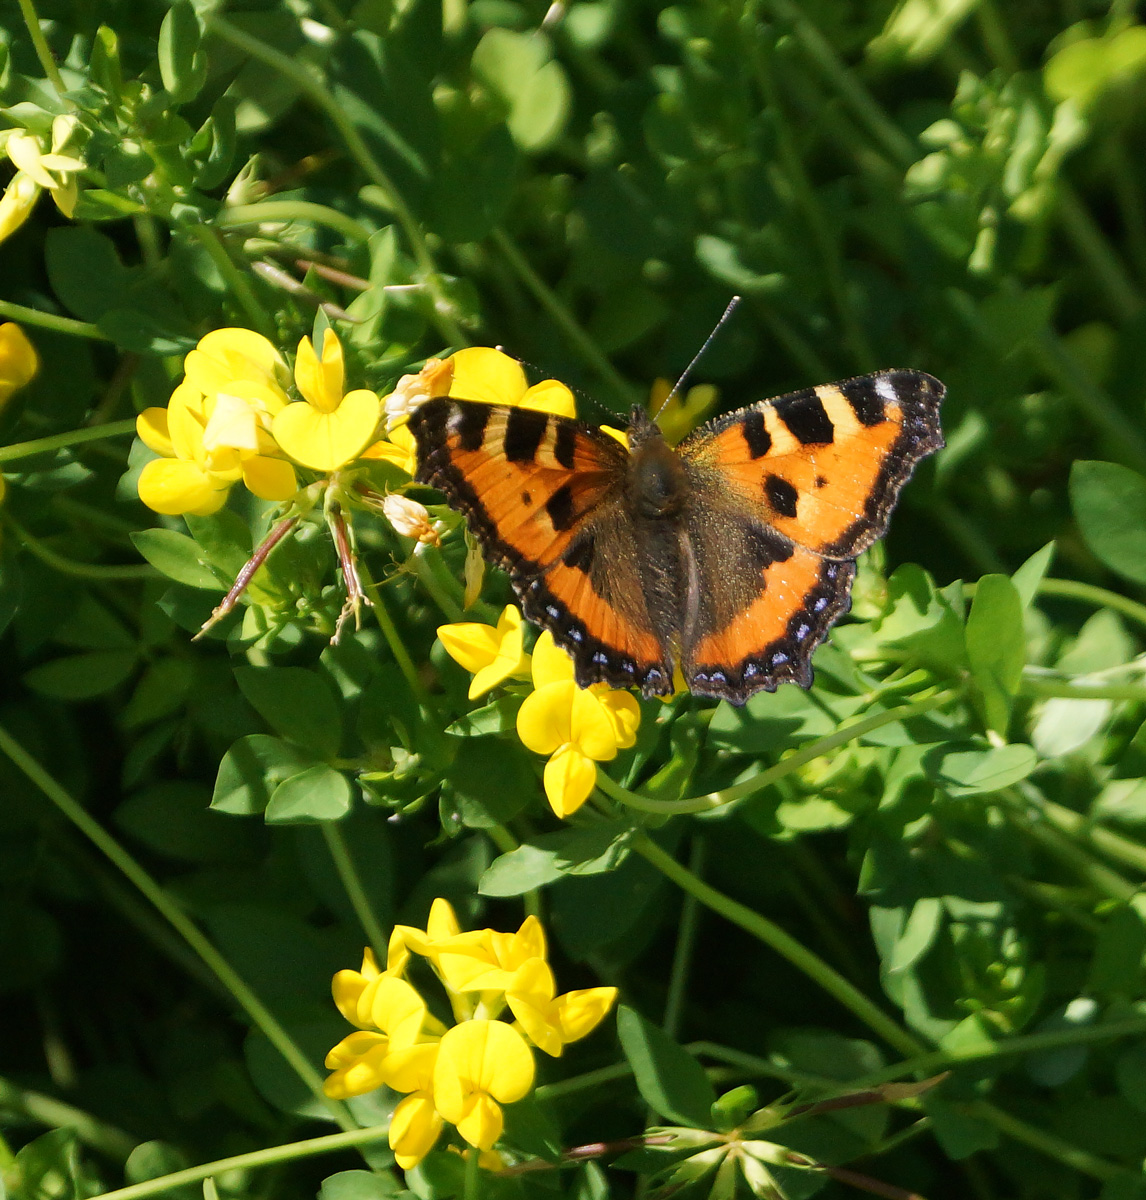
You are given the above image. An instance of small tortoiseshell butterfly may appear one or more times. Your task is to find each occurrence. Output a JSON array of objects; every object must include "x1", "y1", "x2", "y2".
[{"x1": 409, "y1": 370, "x2": 944, "y2": 705}]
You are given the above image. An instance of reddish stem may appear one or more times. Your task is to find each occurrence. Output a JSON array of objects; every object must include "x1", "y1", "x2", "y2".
[
  {"x1": 330, "y1": 504, "x2": 371, "y2": 641},
  {"x1": 194, "y1": 516, "x2": 298, "y2": 639},
  {"x1": 821, "y1": 1164, "x2": 928, "y2": 1200}
]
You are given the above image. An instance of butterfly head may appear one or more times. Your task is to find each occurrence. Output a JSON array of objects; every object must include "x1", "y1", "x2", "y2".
[{"x1": 624, "y1": 407, "x2": 689, "y2": 520}]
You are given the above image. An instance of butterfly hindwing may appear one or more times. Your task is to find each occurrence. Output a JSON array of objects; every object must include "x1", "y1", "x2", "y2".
[
  {"x1": 409, "y1": 398, "x2": 674, "y2": 694},
  {"x1": 680, "y1": 370, "x2": 945, "y2": 560}
]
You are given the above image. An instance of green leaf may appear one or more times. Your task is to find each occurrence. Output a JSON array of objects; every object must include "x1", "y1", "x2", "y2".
[
  {"x1": 1070, "y1": 461, "x2": 1146, "y2": 585},
  {"x1": 1116, "y1": 1044, "x2": 1146, "y2": 1114},
  {"x1": 925, "y1": 1098, "x2": 1000, "y2": 1158},
  {"x1": 265, "y1": 765, "x2": 353, "y2": 824},
  {"x1": 1012, "y1": 541, "x2": 1055, "y2": 608},
  {"x1": 1088, "y1": 902, "x2": 1146, "y2": 998},
  {"x1": 616, "y1": 1005, "x2": 717, "y2": 1126},
  {"x1": 11, "y1": 1128, "x2": 83, "y2": 1200},
  {"x1": 1024, "y1": 997, "x2": 1098, "y2": 1086},
  {"x1": 479, "y1": 825, "x2": 632, "y2": 896},
  {"x1": 925, "y1": 743, "x2": 1037, "y2": 796},
  {"x1": 871, "y1": 564, "x2": 967, "y2": 672},
  {"x1": 966, "y1": 574, "x2": 1025, "y2": 734},
  {"x1": 125, "y1": 1143, "x2": 193, "y2": 1200},
  {"x1": 44, "y1": 227, "x2": 131, "y2": 323},
  {"x1": 886, "y1": 897, "x2": 944, "y2": 974},
  {"x1": 428, "y1": 123, "x2": 516, "y2": 243},
  {"x1": 158, "y1": 0, "x2": 207, "y2": 103},
  {"x1": 471, "y1": 29, "x2": 570, "y2": 151},
  {"x1": 318, "y1": 1171, "x2": 404, "y2": 1200},
  {"x1": 24, "y1": 651, "x2": 137, "y2": 700},
  {"x1": 1031, "y1": 697, "x2": 1111, "y2": 758},
  {"x1": 234, "y1": 666, "x2": 343, "y2": 758},
  {"x1": 131, "y1": 529, "x2": 225, "y2": 591},
  {"x1": 445, "y1": 694, "x2": 523, "y2": 736},
  {"x1": 441, "y1": 737, "x2": 533, "y2": 829},
  {"x1": 212, "y1": 734, "x2": 321, "y2": 820}
]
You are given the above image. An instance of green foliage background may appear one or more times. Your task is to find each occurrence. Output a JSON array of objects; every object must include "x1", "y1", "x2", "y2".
[{"x1": 7, "y1": 0, "x2": 1146, "y2": 1198}]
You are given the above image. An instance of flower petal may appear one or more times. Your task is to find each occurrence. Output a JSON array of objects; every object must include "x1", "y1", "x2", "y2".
[
  {"x1": 543, "y1": 746, "x2": 598, "y2": 817},
  {"x1": 434, "y1": 1019, "x2": 535, "y2": 1136},
  {"x1": 384, "y1": 1042, "x2": 440, "y2": 1093},
  {"x1": 273, "y1": 389, "x2": 381, "y2": 471},
  {"x1": 241, "y1": 455, "x2": 298, "y2": 501},
  {"x1": 136, "y1": 408, "x2": 174, "y2": 458},
  {"x1": 137, "y1": 459, "x2": 229, "y2": 516},
  {"x1": 0, "y1": 173, "x2": 41, "y2": 243},
  {"x1": 437, "y1": 620, "x2": 501, "y2": 676},
  {"x1": 295, "y1": 329, "x2": 345, "y2": 414},
  {"x1": 521, "y1": 379, "x2": 576, "y2": 417},
  {"x1": 390, "y1": 1092, "x2": 444, "y2": 1169},
  {"x1": 517, "y1": 681, "x2": 576, "y2": 755},
  {"x1": 530, "y1": 631, "x2": 575, "y2": 688},
  {"x1": 370, "y1": 976, "x2": 428, "y2": 1049},
  {"x1": 597, "y1": 689, "x2": 641, "y2": 750},
  {"x1": 554, "y1": 986, "x2": 619, "y2": 1043},
  {"x1": 6, "y1": 132, "x2": 55, "y2": 188},
  {"x1": 569, "y1": 688, "x2": 620, "y2": 761},
  {"x1": 448, "y1": 347, "x2": 527, "y2": 406}
]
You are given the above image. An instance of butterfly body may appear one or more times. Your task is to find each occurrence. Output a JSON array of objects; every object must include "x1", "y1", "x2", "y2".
[{"x1": 410, "y1": 369, "x2": 945, "y2": 705}]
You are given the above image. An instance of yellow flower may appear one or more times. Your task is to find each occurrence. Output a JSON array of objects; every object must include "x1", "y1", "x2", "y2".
[
  {"x1": 0, "y1": 173, "x2": 41, "y2": 243},
  {"x1": 432, "y1": 1020, "x2": 535, "y2": 1151},
  {"x1": 649, "y1": 378, "x2": 719, "y2": 445},
  {"x1": 0, "y1": 323, "x2": 39, "y2": 409},
  {"x1": 323, "y1": 975, "x2": 433, "y2": 1100},
  {"x1": 330, "y1": 937, "x2": 411, "y2": 1029},
  {"x1": 504, "y1": 958, "x2": 618, "y2": 1057},
  {"x1": 273, "y1": 328, "x2": 382, "y2": 471},
  {"x1": 516, "y1": 632, "x2": 641, "y2": 817},
  {"x1": 3, "y1": 119, "x2": 85, "y2": 221},
  {"x1": 437, "y1": 605, "x2": 531, "y2": 700},
  {"x1": 362, "y1": 421, "x2": 418, "y2": 475},
  {"x1": 385, "y1": 1043, "x2": 444, "y2": 1168},
  {"x1": 136, "y1": 329, "x2": 298, "y2": 516},
  {"x1": 448, "y1": 347, "x2": 577, "y2": 416}
]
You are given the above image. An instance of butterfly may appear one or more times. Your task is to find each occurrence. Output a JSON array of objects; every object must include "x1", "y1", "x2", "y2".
[{"x1": 408, "y1": 370, "x2": 945, "y2": 705}]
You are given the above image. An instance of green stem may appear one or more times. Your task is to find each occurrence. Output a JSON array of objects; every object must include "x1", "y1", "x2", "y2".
[
  {"x1": 190, "y1": 224, "x2": 276, "y2": 339},
  {"x1": 1021, "y1": 677, "x2": 1146, "y2": 701},
  {"x1": 490, "y1": 228, "x2": 635, "y2": 409},
  {"x1": 1057, "y1": 181, "x2": 1142, "y2": 324},
  {"x1": 321, "y1": 824, "x2": 389, "y2": 962},
  {"x1": 0, "y1": 299, "x2": 105, "y2": 340},
  {"x1": 86, "y1": 1126, "x2": 393, "y2": 1200},
  {"x1": 1037, "y1": 577, "x2": 1146, "y2": 633},
  {"x1": 0, "y1": 1076, "x2": 136, "y2": 1160},
  {"x1": 409, "y1": 547, "x2": 464, "y2": 622},
  {"x1": 597, "y1": 691, "x2": 957, "y2": 815},
  {"x1": 463, "y1": 1140, "x2": 482, "y2": 1200},
  {"x1": 14, "y1": 0, "x2": 66, "y2": 95},
  {"x1": 0, "y1": 418, "x2": 138, "y2": 464},
  {"x1": 0, "y1": 724, "x2": 357, "y2": 1133},
  {"x1": 218, "y1": 202, "x2": 373, "y2": 245},
  {"x1": 633, "y1": 834, "x2": 925, "y2": 1058},
  {"x1": 854, "y1": 1012, "x2": 1146, "y2": 1090},
  {"x1": 356, "y1": 558, "x2": 431, "y2": 708},
  {"x1": 663, "y1": 837, "x2": 704, "y2": 1040},
  {"x1": 4, "y1": 517, "x2": 157, "y2": 581},
  {"x1": 205, "y1": 14, "x2": 465, "y2": 347},
  {"x1": 970, "y1": 1100, "x2": 1123, "y2": 1181}
]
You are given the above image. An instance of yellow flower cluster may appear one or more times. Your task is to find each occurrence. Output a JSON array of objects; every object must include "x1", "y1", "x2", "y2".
[
  {"x1": 439, "y1": 612, "x2": 640, "y2": 817},
  {"x1": 324, "y1": 899, "x2": 617, "y2": 1170},
  {"x1": 0, "y1": 119, "x2": 85, "y2": 243},
  {"x1": 135, "y1": 327, "x2": 400, "y2": 516}
]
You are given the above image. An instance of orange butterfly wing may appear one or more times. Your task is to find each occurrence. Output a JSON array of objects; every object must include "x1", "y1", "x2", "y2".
[
  {"x1": 409, "y1": 398, "x2": 674, "y2": 694},
  {"x1": 676, "y1": 370, "x2": 944, "y2": 701}
]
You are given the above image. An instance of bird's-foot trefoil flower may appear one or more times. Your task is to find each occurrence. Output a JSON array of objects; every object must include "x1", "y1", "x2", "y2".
[
  {"x1": 516, "y1": 632, "x2": 641, "y2": 817},
  {"x1": 436, "y1": 605, "x2": 531, "y2": 699},
  {"x1": 136, "y1": 328, "x2": 298, "y2": 516},
  {"x1": 381, "y1": 494, "x2": 441, "y2": 546},
  {"x1": 273, "y1": 329, "x2": 382, "y2": 471},
  {"x1": 0, "y1": 324, "x2": 39, "y2": 409},
  {"x1": 0, "y1": 118, "x2": 86, "y2": 240},
  {"x1": 324, "y1": 900, "x2": 618, "y2": 1171}
]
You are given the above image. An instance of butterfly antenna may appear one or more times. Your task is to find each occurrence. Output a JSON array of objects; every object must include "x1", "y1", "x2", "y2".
[{"x1": 652, "y1": 295, "x2": 741, "y2": 421}]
